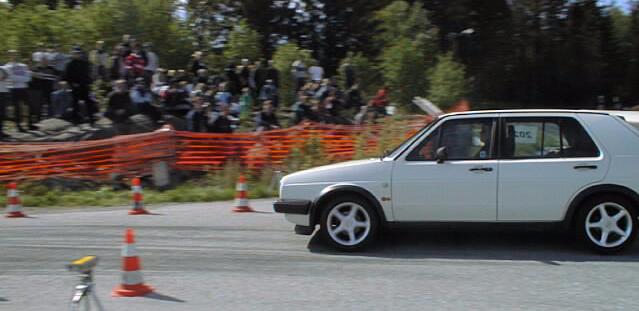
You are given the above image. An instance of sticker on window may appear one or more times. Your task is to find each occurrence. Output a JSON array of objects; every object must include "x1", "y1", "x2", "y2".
[{"x1": 513, "y1": 125, "x2": 538, "y2": 144}]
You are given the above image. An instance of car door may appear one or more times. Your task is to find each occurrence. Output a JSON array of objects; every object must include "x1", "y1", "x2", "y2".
[
  {"x1": 391, "y1": 115, "x2": 498, "y2": 221},
  {"x1": 497, "y1": 114, "x2": 608, "y2": 221}
]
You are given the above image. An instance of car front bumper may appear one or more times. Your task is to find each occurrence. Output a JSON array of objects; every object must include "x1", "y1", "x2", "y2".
[{"x1": 273, "y1": 199, "x2": 312, "y2": 215}]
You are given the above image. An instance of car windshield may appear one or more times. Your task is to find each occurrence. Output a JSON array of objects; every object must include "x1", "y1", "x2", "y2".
[{"x1": 384, "y1": 119, "x2": 438, "y2": 159}]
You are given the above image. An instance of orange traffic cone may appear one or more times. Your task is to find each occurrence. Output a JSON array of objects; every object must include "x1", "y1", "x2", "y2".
[
  {"x1": 5, "y1": 182, "x2": 26, "y2": 218},
  {"x1": 129, "y1": 177, "x2": 150, "y2": 215},
  {"x1": 113, "y1": 228, "x2": 154, "y2": 297},
  {"x1": 232, "y1": 175, "x2": 255, "y2": 213}
]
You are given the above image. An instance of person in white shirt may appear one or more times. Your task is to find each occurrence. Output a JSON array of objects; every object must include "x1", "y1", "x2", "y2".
[
  {"x1": 5, "y1": 50, "x2": 32, "y2": 131},
  {"x1": 143, "y1": 42, "x2": 159, "y2": 85},
  {"x1": 0, "y1": 66, "x2": 9, "y2": 138},
  {"x1": 47, "y1": 44, "x2": 69, "y2": 73},
  {"x1": 308, "y1": 61, "x2": 323, "y2": 83},
  {"x1": 32, "y1": 43, "x2": 47, "y2": 64}
]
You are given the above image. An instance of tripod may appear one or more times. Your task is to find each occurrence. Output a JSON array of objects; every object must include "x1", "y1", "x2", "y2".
[{"x1": 67, "y1": 256, "x2": 105, "y2": 311}]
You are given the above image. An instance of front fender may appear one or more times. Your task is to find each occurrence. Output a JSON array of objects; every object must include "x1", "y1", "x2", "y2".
[{"x1": 310, "y1": 184, "x2": 388, "y2": 226}]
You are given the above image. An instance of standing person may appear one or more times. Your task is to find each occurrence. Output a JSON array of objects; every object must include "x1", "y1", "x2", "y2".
[
  {"x1": 124, "y1": 48, "x2": 146, "y2": 82},
  {"x1": 30, "y1": 58, "x2": 58, "y2": 124},
  {"x1": 0, "y1": 66, "x2": 9, "y2": 138},
  {"x1": 345, "y1": 84, "x2": 363, "y2": 111},
  {"x1": 47, "y1": 44, "x2": 69, "y2": 74},
  {"x1": 308, "y1": 61, "x2": 323, "y2": 83},
  {"x1": 32, "y1": 43, "x2": 47, "y2": 64},
  {"x1": 6, "y1": 50, "x2": 32, "y2": 131},
  {"x1": 239, "y1": 58, "x2": 251, "y2": 89},
  {"x1": 190, "y1": 51, "x2": 207, "y2": 76},
  {"x1": 340, "y1": 58, "x2": 356, "y2": 89},
  {"x1": 89, "y1": 41, "x2": 109, "y2": 81},
  {"x1": 259, "y1": 79, "x2": 278, "y2": 108},
  {"x1": 63, "y1": 48, "x2": 92, "y2": 124},
  {"x1": 253, "y1": 60, "x2": 266, "y2": 95},
  {"x1": 109, "y1": 45, "x2": 125, "y2": 81},
  {"x1": 49, "y1": 81, "x2": 74, "y2": 120},
  {"x1": 143, "y1": 43, "x2": 159, "y2": 85},
  {"x1": 291, "y1": 59, "x2": 306, "y2": 92},
  {"x1": 264, "y1": 60, "x2": 279, "y2": 88}
]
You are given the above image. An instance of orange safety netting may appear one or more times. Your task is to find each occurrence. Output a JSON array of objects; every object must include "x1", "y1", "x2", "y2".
[{"x1": 0, "y1": 116, "x2": 432, "y2": 182}]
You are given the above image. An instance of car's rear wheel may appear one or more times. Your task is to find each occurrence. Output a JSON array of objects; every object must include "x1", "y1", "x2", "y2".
[
  {"x1": 576, "y1": 195, "x2": 637, "y2": 254},
  {"x1": 318, "y1": 195, "x2": 379, "y2": 251}
]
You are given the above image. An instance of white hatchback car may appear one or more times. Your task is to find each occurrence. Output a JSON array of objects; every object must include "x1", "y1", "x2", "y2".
[{"x1": 274, "y1": 110, "x2": 639, "y2": 253}]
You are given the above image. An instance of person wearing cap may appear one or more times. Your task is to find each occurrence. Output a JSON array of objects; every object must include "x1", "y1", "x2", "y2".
[
  {"x1": 89, "y1": 41, "x2": 109, "y2": 81},
  {"x1": 5, "y1": 50, "x2": 32, "y2": 132},
  {"x1": 0, "y1": 65, "x2": 10, "y2": 138},
  {"x1": 63, "y1": 47, "x2": 93, "y2": 124}
]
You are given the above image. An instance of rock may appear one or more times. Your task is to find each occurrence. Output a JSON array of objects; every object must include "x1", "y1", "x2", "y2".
[{"x1": 36, "y1": 118, "x2": 74, "y2": 133}]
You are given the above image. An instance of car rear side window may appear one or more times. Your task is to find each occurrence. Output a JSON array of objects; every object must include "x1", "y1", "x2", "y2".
[{"x1": 502, "y1": 117, "x2": 599, "y2": 159}]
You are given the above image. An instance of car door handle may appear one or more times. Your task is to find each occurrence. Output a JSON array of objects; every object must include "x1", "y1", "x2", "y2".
[
  {"x1": 469, "y1": 167, "x2": 493, "y2": 172},
  {"x1": 574, "y1": 165, "x2": 597, "y2": 170}
]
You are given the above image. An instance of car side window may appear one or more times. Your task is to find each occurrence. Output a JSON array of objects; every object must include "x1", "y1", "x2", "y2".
[
  {"x1": 502, "y1": 117, "x2": 599, "y2": 159},
  {"x1": 406, "y1": 118, "x2": 494, "y2": 161}
]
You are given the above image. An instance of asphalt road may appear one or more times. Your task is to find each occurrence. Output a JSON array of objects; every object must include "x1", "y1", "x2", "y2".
[{"x1": 2, "y1": 199, "x2": 639, "y2": 310}]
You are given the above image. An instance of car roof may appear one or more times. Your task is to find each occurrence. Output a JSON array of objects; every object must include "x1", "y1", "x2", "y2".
[{"x1": 440, "y1": 109, "x2": 617, "y2": 118}]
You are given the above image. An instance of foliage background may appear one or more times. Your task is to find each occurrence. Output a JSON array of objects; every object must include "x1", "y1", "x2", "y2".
[{"x1": 2, "y1": 0, "x2": 639, "y2": 108}]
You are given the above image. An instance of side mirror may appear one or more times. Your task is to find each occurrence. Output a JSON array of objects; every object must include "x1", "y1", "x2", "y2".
[{"x1": 436, "y1": 146, "x2": 448, "y2": 163}]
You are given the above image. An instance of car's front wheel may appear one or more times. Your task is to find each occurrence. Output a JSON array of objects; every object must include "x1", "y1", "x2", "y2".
[
  {"x1": 318, "y1": 195, "x2": 379, "y2": 251},
  {"x1": 576, "y1": 195, "x2": 638, "y2": 254}
]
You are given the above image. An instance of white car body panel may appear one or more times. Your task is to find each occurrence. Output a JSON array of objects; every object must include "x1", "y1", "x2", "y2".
[{"x1": 276, "y1": 110, "x2": 639, "y2": 227}]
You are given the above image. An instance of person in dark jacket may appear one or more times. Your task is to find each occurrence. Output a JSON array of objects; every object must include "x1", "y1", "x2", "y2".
[
  {"x1": 186, "y1": 95, "x2": 208, "y2": 132},
  {"x1": 255, "y1": 101, "x2": 280, "y2": 131},
  {"x1": 105, "y1": 80, "x2": 134, "y2": 123},
  {"x1": 190, "y1": 51, "x2": 207, "y2": 76},
  {"x1": 207, "y1": 104, "x2": 234, "y2": 133},
  {"x1": 63, "y1": 48, "x2": 93, "y2": 124},
  {"x1": 30, "y1": 57, "x2": 58, "y2": 124}
]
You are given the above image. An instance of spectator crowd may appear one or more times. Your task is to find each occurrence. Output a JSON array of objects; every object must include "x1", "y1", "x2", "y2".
[{"x1": 0, "y1": 35, "x2": 392, "y2": 139}]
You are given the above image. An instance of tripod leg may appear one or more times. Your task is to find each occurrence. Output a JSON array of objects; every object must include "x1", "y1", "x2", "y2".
[{"x1": 90, "y1": 286, "x2": 105, "y2": 311}]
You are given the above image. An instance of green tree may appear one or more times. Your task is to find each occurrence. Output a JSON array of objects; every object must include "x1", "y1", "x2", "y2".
[
  {"x1": 427, "y1": 53, "x2": 467, "y2": 109},
  {"x1": 375, "y1": 1, "x2": 439, "y2": 107},
  {"x1": 271, "y1": 43, "x2": 314, "y2": 107},
  {"x1": 379, "y1": 38, "x2": 430, "y2": 106},
  {"x1": 337, "y1": 52, "x2": 382, "y2": 97},
  {"x1": 223, "y1": 19, "x2": 262, "y2": 63}
]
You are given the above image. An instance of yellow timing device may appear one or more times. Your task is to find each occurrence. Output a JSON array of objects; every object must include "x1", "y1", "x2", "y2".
[{"x1": 67, "y1": 256, "x2": 99, "y2": 273}]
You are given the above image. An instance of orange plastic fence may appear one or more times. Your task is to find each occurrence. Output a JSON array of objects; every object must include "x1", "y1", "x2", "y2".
[{"x1": 0, "y1": 116, "x2": 432, "y2": 182}]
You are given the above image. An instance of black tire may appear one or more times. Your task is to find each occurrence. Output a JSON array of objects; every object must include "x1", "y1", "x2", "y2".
[
  {"x1": 576, "y1": 194, "x2": 638, "y2": 254},
  {"x1": 318, "y1": 195, "x2": 380, "y2": 251}
]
